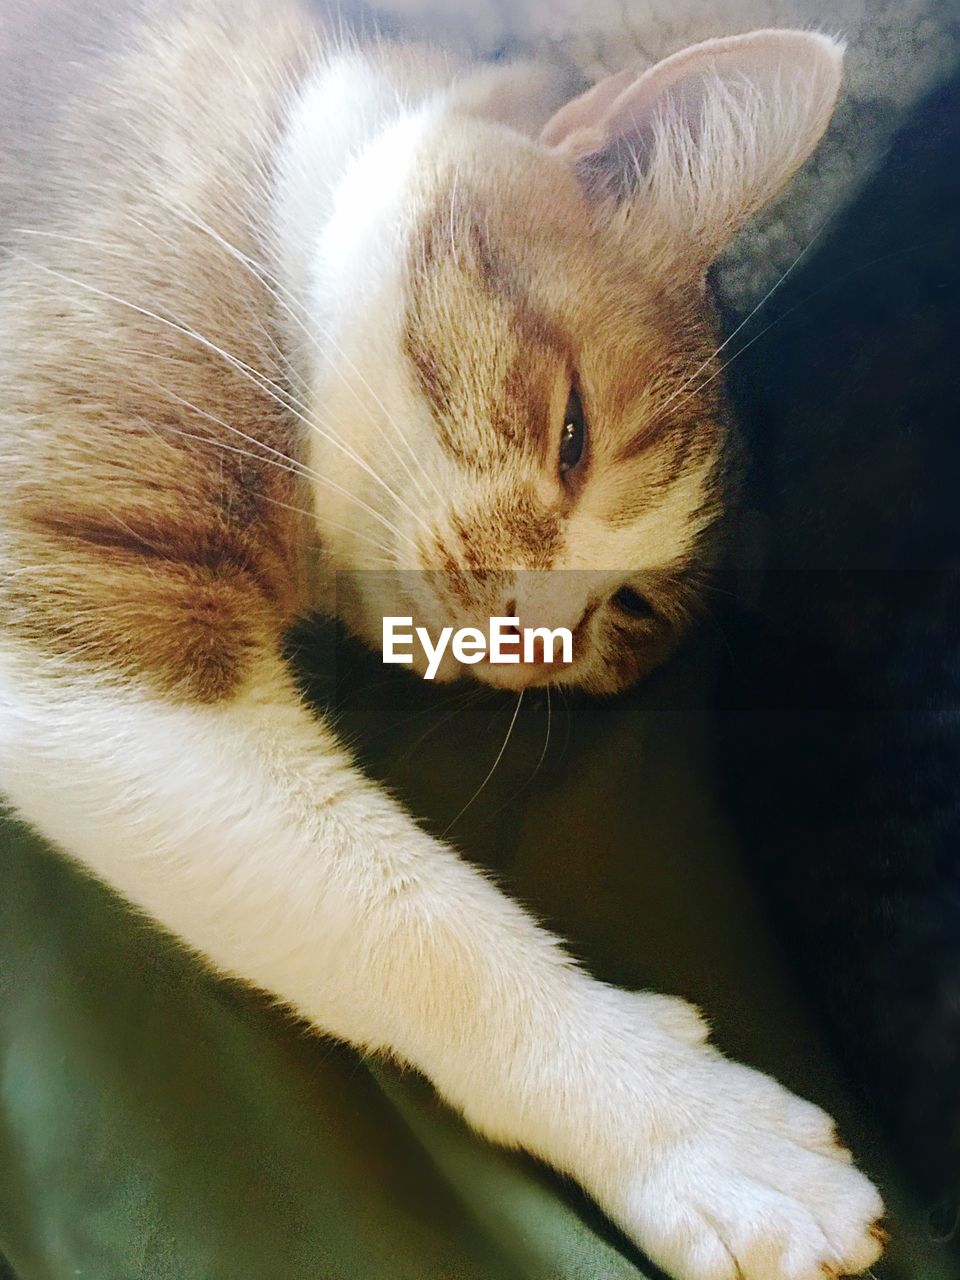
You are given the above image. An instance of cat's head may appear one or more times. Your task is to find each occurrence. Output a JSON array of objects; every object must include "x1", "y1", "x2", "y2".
[{"x1": 300, "y1": 30, "x2": 843, "y2": 692}]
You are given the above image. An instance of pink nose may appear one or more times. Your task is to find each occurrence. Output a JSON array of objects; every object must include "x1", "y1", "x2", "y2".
[{"x1": 502, "y1": 602, "x2": 550, "y2": 666}]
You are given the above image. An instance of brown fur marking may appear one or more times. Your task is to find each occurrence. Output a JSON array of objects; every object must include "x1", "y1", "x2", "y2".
[{"x1": 0, "y1": 0, "x2": 319, "y2": 701}]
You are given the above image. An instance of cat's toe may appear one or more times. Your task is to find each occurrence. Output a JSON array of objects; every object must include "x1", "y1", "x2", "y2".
[
  {"x1": 601, "y1": 1050, "x2": 885, "y2": 1280},
  {"x1": 629, "y1": 990, "x2": 711, "y2": 1045},
  {"x1": 618, "y1": 1158, "x2": 884, "y2": 1280},
  {"x1": 770, "y1": 1146, "x2": 886, "y2": 1276}
]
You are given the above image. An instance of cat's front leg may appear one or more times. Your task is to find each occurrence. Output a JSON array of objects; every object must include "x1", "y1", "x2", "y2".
[{"x1": 0, "y1": 648, "x2": 883, "y2": 1280}]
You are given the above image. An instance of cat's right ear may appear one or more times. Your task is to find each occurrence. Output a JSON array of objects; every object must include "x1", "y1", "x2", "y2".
[{"x1": 541, "y1": 29, "x2": 844, "y2": 273}]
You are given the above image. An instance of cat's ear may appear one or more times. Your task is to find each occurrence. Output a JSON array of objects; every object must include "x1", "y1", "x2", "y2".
[{"x1": 541, "y1": 30, "x2": 844, "y2": 270}]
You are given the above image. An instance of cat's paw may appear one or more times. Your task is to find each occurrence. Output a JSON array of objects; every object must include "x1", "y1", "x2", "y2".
[
  {"x1": 467, "y1": 986, "x2": 884, "y2": 1279},
  {"x1": 601, "y1": 1008, "x2": 885, "y2": 1280},
  {"x1": 611, "y1": 1062, "x2": 884, "y2": 1278},
  {"x1": 565, "y1": 992, "x2": 886, "y2": 1280}
]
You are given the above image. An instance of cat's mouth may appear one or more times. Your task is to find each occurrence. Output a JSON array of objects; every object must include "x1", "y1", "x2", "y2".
[
  {"x1": 468, "y1": 661, "x2": 555, "y2": 691},
  {"x1": 471, "y1": 649, "x2": 574, "y2": 691},
  {"x1": 387, "y1": 633, "x2": 578, "y2": 688}
]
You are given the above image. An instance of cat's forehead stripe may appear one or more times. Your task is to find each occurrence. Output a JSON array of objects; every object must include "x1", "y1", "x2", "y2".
[{"x1": 404, "y1": 192, "x2": 570, "y2": 464}]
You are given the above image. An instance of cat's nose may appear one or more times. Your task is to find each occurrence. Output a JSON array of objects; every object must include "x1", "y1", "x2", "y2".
[
  {"x1": 501, "y1": 599, "x2": 561, "y2": 666},
  {"x1": 525, "y1": 634, "x2": 549, "y2": 666}
]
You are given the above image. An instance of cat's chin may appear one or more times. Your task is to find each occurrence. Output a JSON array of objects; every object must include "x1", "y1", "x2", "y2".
[{"x1": 469, "y1": 658, "x2": 569, "y2": 692}]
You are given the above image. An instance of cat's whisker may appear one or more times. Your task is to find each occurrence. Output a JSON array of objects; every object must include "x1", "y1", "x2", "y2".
[
  {"x1": 557, "y1": 686, "x2": 574, "y2": 767},
  {"x1": 123, "y1": 393, "x2": 397, "y2": 558},
  {"x1": 142, "y1": 423, "x2": 397, "y2": 560},
  {"x1": 654, "y1": 215, "x2": 867, "y2": 436},
  {"x1": 160, "y1": 202, "x2": 445, "y2": 509},
  {"x1": 244, "y1": 235, "x2": 448, "y2": 507},
  {"x1": 132, "y1": 227, "x2": 439, "y2": 540},
  {"x1": 655, "y1": 295, "x2": 803, "y2": 431},
  {"x1": 17, "y1": 255, "x2": 423, "y2": 558},
  {"x1": 448, "y1": 164, "x2": 461, "y2": 273},
  {"x1": 13, "y1": 228, "x2": 123, "y2": 253},
  {"x1": 16, "y1": 226, "x2": 432, "y2": 541},
  {"x1": 476, "y1": 683, "x2": 554, "y2": 825},
  {"x1": 288, "y1": 399, "x2": 438, "y2": 544},
  {"x1": 691, "y1": 578, "x2": 740, "y2": 602},
  {"x1": 647, "y1": 220, "x2": 829, "y2": 430},
  {"x1": 149, "y1": 373, "x2": 425, "y2": 554},
  {"x1": 260, "y1": 492, "x2": 393, "y2": 562},
  {"x1": 442, "y1": 689, "x2": 525, "y2": 837},
  {"x1": 136, "y1": 386, "x2": 415, "y2": 558},
  {"x1": 251, "y1": 265, "x2": 447, "y2": 510},
  {"x1": 538, "y1": 685, "x2": 552, "y2": 780},
  {"x1": 240, "y1": 302, "x2": 315, "y2": 398},
  {"x1": 387, "y1": 686, "x2": 488, "y2": 766}
]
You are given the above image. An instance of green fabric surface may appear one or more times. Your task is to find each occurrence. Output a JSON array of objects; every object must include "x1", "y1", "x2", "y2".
[{"x1": 0, "y1": 633, "x2": 953, "y2": 1279}]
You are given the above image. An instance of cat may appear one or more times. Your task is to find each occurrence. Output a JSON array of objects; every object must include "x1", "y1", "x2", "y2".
[{"x1": 0, "y1": 2, "x2": 884, "y2": 1277}]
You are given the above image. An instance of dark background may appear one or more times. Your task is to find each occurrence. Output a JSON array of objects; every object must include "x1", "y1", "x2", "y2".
[{"x1": 720, "y1": 65, "x2": 960, "y2": 1217}]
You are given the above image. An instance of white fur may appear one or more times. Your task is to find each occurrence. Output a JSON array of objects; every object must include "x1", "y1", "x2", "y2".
[
  {"x1": 0, "y1": 644, "x2": 883, "y2": 1280},
  {"x1": 269, "y1": 38, "x2": 832, "y2": 693},
  {"x1": 0, "y1": 27, "x2": 886, "y2": 1280}
]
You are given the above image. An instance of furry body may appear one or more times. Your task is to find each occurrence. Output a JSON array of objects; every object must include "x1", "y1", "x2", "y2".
[{"x1": 0, "y1": 3, "x2": 884, "y2": 1276}]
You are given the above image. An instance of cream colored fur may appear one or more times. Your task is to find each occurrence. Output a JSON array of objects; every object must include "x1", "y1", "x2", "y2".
[
  {"x1": 0, "y1": 11, "x2": 885, "y2": 1279},
  {"x1": 374, "y1": 0, "x2": 960, "y2": 308}
]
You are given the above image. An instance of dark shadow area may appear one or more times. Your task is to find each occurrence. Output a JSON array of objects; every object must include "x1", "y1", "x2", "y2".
[{"x1": 719, "y1": 66, "x2": 960, "y2": 1251}]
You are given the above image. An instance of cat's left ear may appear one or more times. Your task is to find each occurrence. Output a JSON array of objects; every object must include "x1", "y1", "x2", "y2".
[{"x1": 541, "y1": 30, "x2": 844, "y2": 271}]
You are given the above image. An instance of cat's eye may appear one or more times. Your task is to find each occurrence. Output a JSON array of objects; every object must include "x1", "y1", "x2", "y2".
[
  {"x1": 613, "y1": 587, "x2": 654, "y2": 619},
  {"x1": 558, "y1": 388, "x2": 586, "y2": 476}
]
